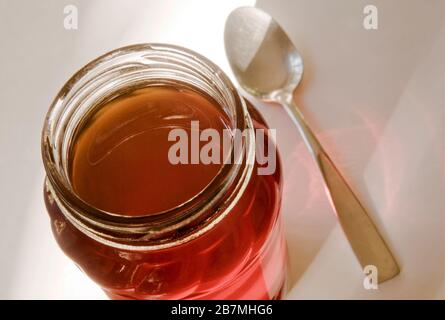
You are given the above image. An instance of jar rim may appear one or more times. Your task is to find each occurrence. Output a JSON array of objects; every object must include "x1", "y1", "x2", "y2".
[{"x1": 42, "y1": 43, "x2": 255, "y2": 250}]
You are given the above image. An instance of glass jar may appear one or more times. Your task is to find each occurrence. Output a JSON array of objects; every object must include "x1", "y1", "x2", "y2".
[{"x1": 41, "y1": 44, "x2": 286, "y2": 299}]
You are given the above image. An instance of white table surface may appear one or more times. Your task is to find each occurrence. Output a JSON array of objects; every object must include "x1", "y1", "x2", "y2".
[{"x1": 1, "y1": 0, "x2": 444, "y2": 299}]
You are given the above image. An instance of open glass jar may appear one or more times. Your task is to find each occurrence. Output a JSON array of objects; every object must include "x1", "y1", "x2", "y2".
[{"x1": 41, "y1": 44, "x2": 286, "y2": 299}]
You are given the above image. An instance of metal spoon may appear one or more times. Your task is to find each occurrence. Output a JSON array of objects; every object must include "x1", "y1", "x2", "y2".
[{"x1": 224, "y1": 6, "x2": 399, "y2": 283}]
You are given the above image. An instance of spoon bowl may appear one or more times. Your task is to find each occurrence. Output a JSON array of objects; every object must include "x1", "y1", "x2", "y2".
[{"x1": 224, "y1": 6, "x2": 303, "y2": 99}]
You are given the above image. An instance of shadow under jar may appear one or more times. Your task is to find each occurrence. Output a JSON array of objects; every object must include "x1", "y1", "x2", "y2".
[{"x1": 41, "y1": 44, "x2": 287, "y2": 299}]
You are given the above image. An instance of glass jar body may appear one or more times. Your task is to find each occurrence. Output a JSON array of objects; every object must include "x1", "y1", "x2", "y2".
[{"x1": 44, "y1": 101, "x2": 286, "y2": 300}]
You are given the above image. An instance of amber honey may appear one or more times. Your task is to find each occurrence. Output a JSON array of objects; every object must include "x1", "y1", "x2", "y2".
[
  {"x1": 45, "y1": 86, "x2": 286, "y2": 299},
  {"x1": 70, "y1": 85, "x2": 229, "y2": 216}
]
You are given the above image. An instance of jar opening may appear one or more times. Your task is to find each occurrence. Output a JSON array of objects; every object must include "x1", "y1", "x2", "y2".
[
  {"x1": 69, "y1": 82, "x2": 233, "y2": 216},
  {"x1": 42, "y1": 44, "x2": 255, "y2": 250}
]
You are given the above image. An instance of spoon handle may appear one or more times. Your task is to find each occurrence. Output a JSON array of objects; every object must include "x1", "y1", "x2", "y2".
[{"x1": 283, "y1": 100, "x2": 400, "y2": 283}]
